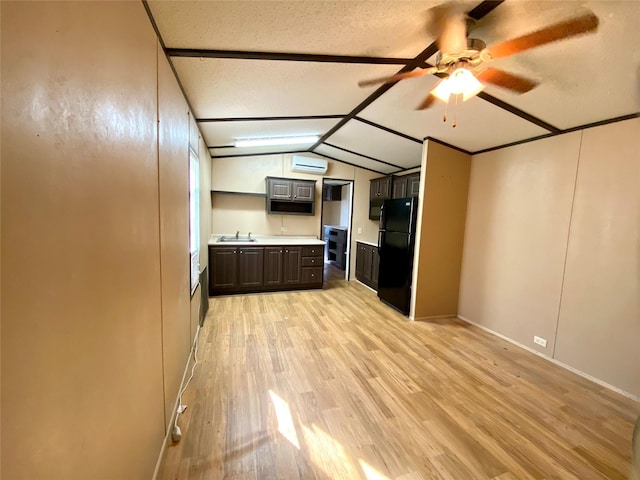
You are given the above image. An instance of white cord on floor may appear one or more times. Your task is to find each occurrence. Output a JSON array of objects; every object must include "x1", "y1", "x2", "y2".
[{"x1": 173, "y1": 324, "x2": 202, "y2": 437}]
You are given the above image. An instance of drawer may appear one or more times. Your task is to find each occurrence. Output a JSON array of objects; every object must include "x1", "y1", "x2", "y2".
[
  {"x1": 302, "y1": 256, "x2": 322, "y2": 267},
  {"x1": 301, "y1": 267, "x2": 323, "y2": 284},
  {"x1": 302, "y1": 245, "x2": 322, "y2": 257}
]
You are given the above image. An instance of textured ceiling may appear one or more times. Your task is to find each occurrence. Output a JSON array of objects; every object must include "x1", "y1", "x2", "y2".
[{"x1": 147, "y1": 0, "x2": 640, "y2": 175}]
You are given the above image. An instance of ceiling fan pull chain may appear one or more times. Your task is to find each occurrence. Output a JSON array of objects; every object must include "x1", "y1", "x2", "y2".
[
  {"x1": 452, "y1": 93, "x2": 459, "y2": 128},
  {"x1": 443, "y1": 95, "x2": 450, "y2": 123}
]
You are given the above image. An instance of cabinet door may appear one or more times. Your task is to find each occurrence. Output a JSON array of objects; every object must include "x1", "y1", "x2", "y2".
[
  {"x1": 371, "y1": 247, "x2": 380, "y2": 290},
  {"x1": 408, "y1": 174, "x2": 421, "y2": 197},
  {"x1": 363, "y1": 246, "x2": 373, "y2": 283},
  {"x1": 263, "y1": 247, "x2": 283, "y2": 286},
  {"x1": 237, "y1": 247, "x2": 264, "y2": 287},
  {"x1": 268, "y1": 178, "x2": 292, "y2": 199},
  {"x1": 370, "y1": 180, "x2": 379, "y2": 200},
  {"x1": 392, "y1": 177, "x2": 408, "y2": 199},
  {"x1": 355, "y1": 244, "x2": 365, "y2": 279},
  {"x1": 379, "y1": 176, "x2": 392, "y2": 199},
  {"x1": 283, "y1": 246, "x2": 302, "y2": 284},
  {"x1": 209, "y1": 247, "x2": 237, "y2": 289},
  {"x1": 293, "y1": 181, "x2": 314, "y2": 201}
]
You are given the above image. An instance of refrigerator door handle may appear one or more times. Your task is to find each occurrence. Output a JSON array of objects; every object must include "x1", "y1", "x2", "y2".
[
  {"x1": 379, "y1": 203, "x2": 385, "y2": 230},
  {"x1": 378, "y1": 231, "x2": 384, "y2": 253}
]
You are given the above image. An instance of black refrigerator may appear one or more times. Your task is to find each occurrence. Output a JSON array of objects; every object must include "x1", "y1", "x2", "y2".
[{"x1": 377, "y1": 197, "x2": 418, "y2": 315}]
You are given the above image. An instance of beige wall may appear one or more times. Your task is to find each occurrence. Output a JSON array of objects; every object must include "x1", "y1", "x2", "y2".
[
  {"x1": 158, "y1": 49, "x2": 191, "y2": 426},
  {"x1": 459, "y1": 119, "x2": 639, "y2": 397},
  {"x1": 1, "y1": 2, "x2": 206, "y2": 477},
  {"x1": 412, "y1": 141, "x2": 471, "y2": 319},
  {"x1": 554, "y1": 119, "x2": 640, "y2": 397},
  {"x1": 322, "y1": 200, "x2": 342, "y2": 228},
  {"x1": 211, "y1": 153, "x2": 326, "y2": 237},
  {"x1": 210, "y1": 153, "x2": 381, "y2": 278}
]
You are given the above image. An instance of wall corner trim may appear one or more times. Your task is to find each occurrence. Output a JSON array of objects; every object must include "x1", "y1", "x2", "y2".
[{"x1": 457, "y1": 315, "x2": 640, "y2": 403}]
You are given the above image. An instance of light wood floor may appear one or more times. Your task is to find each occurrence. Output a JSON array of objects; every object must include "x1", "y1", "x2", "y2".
[{"x1": 158, "y1": 264, "x2": 639, "y2": 479}]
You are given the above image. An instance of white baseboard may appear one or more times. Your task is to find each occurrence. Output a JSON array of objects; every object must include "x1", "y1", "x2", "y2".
[
  {"x1": 412, "y1": 314, "x2": 458, "y2": 321},
  {"x1": 457, "y1": 315, "x2": 639, "y2": 403},
  {"x1": 152, "y1": 326, "x2": 202, "y2": 480},
  {"x1": 353, "y1": 278, "x2": 378, "y2": 294}
]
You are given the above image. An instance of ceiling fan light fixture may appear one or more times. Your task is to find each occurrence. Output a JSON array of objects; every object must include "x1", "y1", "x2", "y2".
[
  {"x1": 234, "y1": 135, "x2": 319, "y2": 148},
  {"x1": 431, "y1": 67, "x2": 485, "y2": 102}
]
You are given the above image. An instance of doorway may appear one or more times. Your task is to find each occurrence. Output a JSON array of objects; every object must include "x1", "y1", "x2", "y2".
[{"x1": 320, "y1": 178, "x2": 354, "y2": 281}]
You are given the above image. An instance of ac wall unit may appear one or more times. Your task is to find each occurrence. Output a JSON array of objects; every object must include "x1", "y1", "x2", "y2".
[{"x1": 290, "y1": 155, "x2": 328, "y2": 175}]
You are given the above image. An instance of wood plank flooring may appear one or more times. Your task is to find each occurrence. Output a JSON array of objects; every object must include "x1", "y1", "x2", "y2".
[{"x1": 158, "y1": 264, "x2": 639, "y2": 480}]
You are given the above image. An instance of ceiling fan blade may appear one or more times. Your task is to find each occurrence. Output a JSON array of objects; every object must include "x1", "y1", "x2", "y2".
[
  {"x1": 486, "y1": 12, "x2": 599, "y2": 60},
  {"x1": 358, "y1": 67, "x2": 438, "y2": 88},
  {"x1": 428, "y1": 3, "x2": 468, "y2": 54},
  {"x1": 416, "y1": 93, "x2": 437, "y2": 111},
  {"x1": 475, "y1": 68, "x2": 539, "y2": 93}
]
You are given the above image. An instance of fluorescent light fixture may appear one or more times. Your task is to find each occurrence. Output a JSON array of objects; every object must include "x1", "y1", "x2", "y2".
[
  {"x1": 234, "y1": 135, "x2": 319, "y2": 148},
  {"x1": 431, "y1": 67, "x2": 485, "y2": 103}
]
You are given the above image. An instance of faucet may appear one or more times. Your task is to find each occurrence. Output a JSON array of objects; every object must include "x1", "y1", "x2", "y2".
[
  {"x1": 235, "y1": 230, "x2": 239, "y2": 239},
  {"x1": 248, "y1": 232, "x2": 252, "y2": 239}
]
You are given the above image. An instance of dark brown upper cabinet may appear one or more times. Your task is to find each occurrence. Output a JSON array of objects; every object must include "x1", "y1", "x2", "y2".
[
  {"x1": 370, "y1": 176, "x2": 391, "y2": 200},
  {"x1": 266, "y1": 177, "x2": 316, "y2": 215},
  {"x1": 392, "y1": 176, "x2": 408, "y2": 199},
  {"x1": 392, "y1": 173, "x2": 421, "y2": 199},
  {"x1": 369, "y1": 176, "x2": 392, "y2": 220},
  {"x1": 322, "y1": 184, "x2": 342, "y2": 201},
  {"x1": 407, "y1": 173, "x2": 421, "y2": 197}
]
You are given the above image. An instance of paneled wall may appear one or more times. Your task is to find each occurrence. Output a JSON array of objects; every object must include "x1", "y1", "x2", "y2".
[
  {"x1": 158, "y1": 48, "x2": 191, "y2": 425},
  {"x1": 412, "y1": 141, "x2": 471, "y2": 319},
  {"x1": 1, "y1": 2, "x2": 205, "y2": 477},
  {"x1": 553, "y1": 120, "x2": 640, "y2": 397},
  {"x1": 459, "y1": 118, "x2": 640, "y2": 397}
]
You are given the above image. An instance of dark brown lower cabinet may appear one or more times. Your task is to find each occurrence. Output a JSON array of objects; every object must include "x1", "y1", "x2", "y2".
[
  {"x1": 301, "y1": 245, "x2": 323, "y2": 285},
  {"x1": 283, "y1": 247, "x2": 302, "y2": 285},
  {"x1": 355, "y1": 242, "x2": 379, "y2": 290},
  {"x1": 264, "y1": 247, "x2": 284, "y2": 286},
  {"x1": 210, "y1": 244, "x2": 323, "y2": 295},
  {"x1": 237, "y1": 247, "x2": 264, "y2": 287},
  {"x1": 209, "y1": 247, "x2": 238, "y2": 289}
]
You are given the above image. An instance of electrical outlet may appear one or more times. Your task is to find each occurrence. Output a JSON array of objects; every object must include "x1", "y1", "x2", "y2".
[
  {"x1": 281, "y1": 226, "x2": 288, "y2": 232},
  {"x1": 357, "y1": 227, "x2": 363, "y2": 234},
  {"x1": 533, "y1": 336, "x2": 547, "y2": 348}
]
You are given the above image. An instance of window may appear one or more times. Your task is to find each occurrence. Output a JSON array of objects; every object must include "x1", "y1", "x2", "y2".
[{"x1": 189, "y1": 148, "x2": 200, "y2": 293}]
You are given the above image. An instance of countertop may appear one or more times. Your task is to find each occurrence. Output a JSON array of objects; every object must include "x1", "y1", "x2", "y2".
[
  {"x1": 324, "y1": 225, "x2": 348, "y2": 230},
  {"x1": 209, "y1": 234, "x2": 325, "y2": 246},
  {"x1": 356, "y1": 240, "x2": 378, "y2": 248}
]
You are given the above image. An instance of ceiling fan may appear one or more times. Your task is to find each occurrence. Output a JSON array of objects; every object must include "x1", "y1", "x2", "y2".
[{"x1": 358, "y1": 4, "x2": 599, "y2": 118}]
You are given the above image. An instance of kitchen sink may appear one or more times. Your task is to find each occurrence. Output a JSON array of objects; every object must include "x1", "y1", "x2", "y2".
[{"x1": 217, "y1": 236, "x2": 256, "y2": 243}]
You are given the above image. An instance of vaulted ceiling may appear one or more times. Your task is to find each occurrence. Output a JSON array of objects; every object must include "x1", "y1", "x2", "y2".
[{"x1": 146, "y1": 0, "x2": 640, "y2": 175}]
